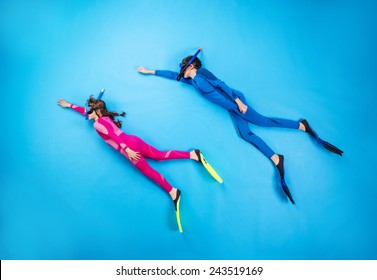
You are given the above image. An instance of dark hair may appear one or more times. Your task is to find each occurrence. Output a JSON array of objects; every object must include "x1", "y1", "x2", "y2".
[
  {"x1": 182, "y1": 56, "x2": 202, "y2": 69},
  {"x1": 88, "y1": 96, "x2": 126, "y2": 128}
]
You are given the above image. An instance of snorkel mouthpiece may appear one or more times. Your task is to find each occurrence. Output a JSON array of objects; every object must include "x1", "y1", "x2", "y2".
[{"x1": 177, "y1": 48, "x2": 202, "y2": 81}]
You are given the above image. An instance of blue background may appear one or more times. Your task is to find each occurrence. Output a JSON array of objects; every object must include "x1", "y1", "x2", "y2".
[{"x1": 1, "y1": 0, "x2": 376, "y2": 259}]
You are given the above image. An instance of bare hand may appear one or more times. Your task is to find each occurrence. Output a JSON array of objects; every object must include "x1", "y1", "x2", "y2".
[
  {"x1": 58, "y1": 98, "x2": 71, "y2": 108},
  {"x1": 126, "y1": 148, "x2": 141, "y2": 161},
  {"x1": 238, "y1": 102, "x2": 248, "y2": 114},
  {"x1": 137, "y1": 66, "x2": 154, "y2": 74}
]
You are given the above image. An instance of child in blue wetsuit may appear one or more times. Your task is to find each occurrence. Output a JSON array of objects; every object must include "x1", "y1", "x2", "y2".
[{"x1": 138, "y1": 55, "x2": 342, "y2": 204}]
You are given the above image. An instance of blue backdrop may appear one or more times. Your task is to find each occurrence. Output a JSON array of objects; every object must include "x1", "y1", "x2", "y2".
[{"x1": 1, "y1": 0, "x2": 376, "y2": 259}]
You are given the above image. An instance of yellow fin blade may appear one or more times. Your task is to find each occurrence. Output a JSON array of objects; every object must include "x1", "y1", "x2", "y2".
[
  {"x1": 175, "y1": 197, "x2": 183, "y2": 233},
  {"x1": 199, "y1": 153, "x2": 223, "y2": 184}
]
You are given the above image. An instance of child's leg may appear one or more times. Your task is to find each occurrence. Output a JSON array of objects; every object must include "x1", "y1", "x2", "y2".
[
  {"x1": 138, "y1": 138, "x2": 191, "y2": 161},
  {"x1": 132, "y1": 156, "x2": 174, "y2": 193},
  {"x1": 239, "y1": 105, "x2": 300, "y2": 129}
]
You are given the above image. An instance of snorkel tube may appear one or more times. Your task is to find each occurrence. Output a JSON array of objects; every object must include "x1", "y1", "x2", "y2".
[
  {"x1": 85, "y1": 88, "x2": 105, "y2": 120},
  {"x1": 177, "y1": 48, "x2": 202, "y2": 81}
]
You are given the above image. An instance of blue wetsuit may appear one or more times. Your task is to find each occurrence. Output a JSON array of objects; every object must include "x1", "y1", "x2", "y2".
[{"x1": 155, "y1": 68, "x2": 300, "y2": 158}]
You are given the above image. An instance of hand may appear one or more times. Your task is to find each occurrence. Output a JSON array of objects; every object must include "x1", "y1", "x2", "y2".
[
  {"x1": 237, "y1": 102, "x2": 248, "y2": 114},
  {"x1": 137, "y1": 66, "x2": 154, "y2": 75},
  {"x1": 58, "y1": 98, "x2": 71, "y2": 108},
  {"x1": 125, "y1": 148, "x2": 141, "y2": 161}
]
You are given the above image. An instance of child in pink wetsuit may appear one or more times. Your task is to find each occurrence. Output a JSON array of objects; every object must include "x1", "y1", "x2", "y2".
[
  {"x1": 70, "y1": 103, "x2": 191, "y2": 193},
  {"x1": 57, "y1": 97, "x2": 201, "y2": 207}
]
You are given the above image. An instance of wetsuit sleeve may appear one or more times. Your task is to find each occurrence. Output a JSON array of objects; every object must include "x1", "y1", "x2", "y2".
[
  {"x1": 96, "y1": 118, "x2": 128, "y2": 151},
  {"x1": 216, "y1": 81, "x2": 239, "y2": 101},
  {"x1": 197, "y1": 68, "x2": 239, "y2": 101},
  {"x1": 155, "y1": 70, "x2": 191, "y2": 85},
  {"x1": 194, "y1": 77, "x2": 238, "y2": 111},
  {"x1": 205, "y1": 78, "x2": 239, "y2": 101},
  {"x1": 69, "y1": 104, "x2": 87, "y2": 116}
]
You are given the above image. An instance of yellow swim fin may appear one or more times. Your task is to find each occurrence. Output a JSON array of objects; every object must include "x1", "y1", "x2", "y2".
[
  {"x1": 173, "y1": 189, "x2": 183, "y2": 233},
  {"x1": 195, "y1": 150, "x2": 223, "y2": 184}
]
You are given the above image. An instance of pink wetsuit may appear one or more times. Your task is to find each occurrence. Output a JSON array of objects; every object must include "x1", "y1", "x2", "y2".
[{"x1": 69, "y1": 104, "x2": 190, "y2": 193}]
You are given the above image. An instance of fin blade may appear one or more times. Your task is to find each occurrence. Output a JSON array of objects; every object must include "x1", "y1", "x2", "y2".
[
  {"x1": 199, "y1": 153, "x2": 223, "y2": 183},
  {"x1": 175, "y1": 197, "x2": 183, "y2": 233},
  {"x1": 281, "y1": 178, "x2": 295, "y2": 204},
  {"x1": 319, "y1": 138, "x2": 343, "y2": 156}
]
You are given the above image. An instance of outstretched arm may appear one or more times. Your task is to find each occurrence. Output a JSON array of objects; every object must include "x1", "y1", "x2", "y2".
[
  {"x1": 137, "y1": 66, "x2": 191, "y2": 85},
  {"x1": 57, "y1": 98, "x2": 86, "y2": 116}
]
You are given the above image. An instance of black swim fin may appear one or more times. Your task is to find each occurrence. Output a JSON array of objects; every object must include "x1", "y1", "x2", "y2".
[
  {"x1": 301, "y1": 119, "x2": 343, "y2": 156},
  {"x1": 281, "y1": 177, "x2": 295, "y2": 204},
  {"x1": 276, "y1": 155, "x2": 295, "y2": 204},
  {"x1": 276, "y1": 155, "x2": 285, "y2": 178},
  {"x1": 173, "y1": 189, "x2": 183, "y2": 233},
  {"x1": 318, "y1": 138, "x2": 343, "y2": 156}
]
